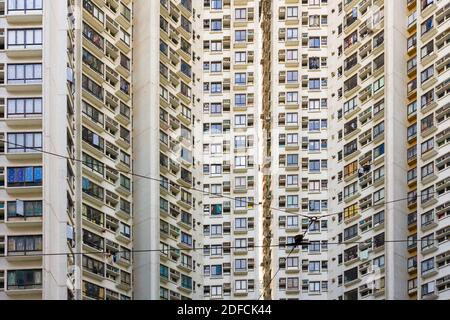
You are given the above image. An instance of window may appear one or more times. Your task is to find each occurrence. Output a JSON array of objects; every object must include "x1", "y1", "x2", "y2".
[
  {"x1": 7, "y1": 269, "x2": 42, "y2": 290},
  {"x1": 287, "y1": 195, "x2": 298, "y2": 208},
  {"x1": 373, "y1": 77, "x2": 385, "y2": 92},
  {"x1": 211, "y1": 0, "x2": 222, "y2": 10},
  {"x1": 286, "y1": 113, "x2": 298, "y2": 124},
  {"x1": 7, "y1": 166, "x2": 42, "y2": 187},
  {"x1": 235, "y1": 73, "x2": 246, "y2": 85},
  {"x1": 8, "y1": 235, "x2": 42, "y2": 254},
  {"x1": 235, "y1": 8, "x2": 246, "y2": 20},
  {"x1": 235, "y1": 259, "x2": 247, "y2": 272},
  {"x1": 286, "y1": 28, "x2": 298, "y2": 40},
  {"x1": 309, "y1": 99, "x2": 320, "y2": 111},
  {"x1": 421, "y1": 162, "x2": 434, "y2": 179},
  {"x1": 7, "y1": 63, "x2": 42, "y2": 84},
  {"x1": 235, "y1": 30, "x2": 246, "y2": 42},
  {"x1": 421, "y1": 90, "x2": 434, "y2": 108},
  {"x1": 211, "y1": 19, "x2": 222, "y2": 31},
  {"x1": 344, "y1": 182, "x2": 358, "y2": 199},
  {"x1": 309, "y1": 140, "x2": 320, "y2": 151},
  {"x1": 287, "y1": 154, "x2": 298, "y2": 166},
  {"x1": 7, "y1": 200, "x2": 42, "y2": 219},
  {"x1": 83, "y1": 255, "x2": 105, "y2": 276},
  {"x1": 7, "y1": 132, "x2": 42, "y2": 153},
  {"x1": 82, "y1": 177, "x2": 104, "y2": 200},
  {"x1": 421, "y1": 40, "x2": 434, "y2": 59},
  {"x1": 344, "y1": 267, "x2": 358, "y2": 284},
  {"x1": 373, "y1": 122, "x2": 385, "y2": 139},
  {"x1": 343, "y1": 205, "x2": 358, "y2": 223},
  {"x1": 287, "y1": 216, "x2": 298, "y2": 227},
  {"x1": 343, "y1": 97, "x2": 357, "y2": 115},
  {"x1": 83, "y1": 229, "x2": 104, "y2": 251},
  {"x1": 286, "y1": 92, "x2": 298, "y2": 103},
  {"x1": 287, "y1": 71, "x2": 298, "y2": 83},
  {"x1": 211, "y1": 265, "x2": 222, "y2": 277},
  {"x1": 309, "y1": 281, "x2": 320, "y2": 293},
  {"x1": 82, "y1": 75, "x2": 103, "y2": 100},
  {"x1": 344, "y1": 225, "x2": 358, "y2": 241},
  {"x1": 181, "y1": 232, "x2": 192, "y2": 247},
  {"x1": 7, "y1": 28, "x2": 42, "y2": 48},
  {"x1": 83, "y1": 49, "x2": 103, "y2": 75},
  {"x1": 421, "y1": 138, "x2": 434, "y2": 155},
  {"x1": 82, "y1": 101, "x2": 103, "y2": 124},
  {"x1": 309, "y1": 78, "x2": 320, "y2": 90},
  {"x1": 235, "y1": 94, "x2": 246, "y2": 106},
  {"x1": 7, "y1": 98, "x2": 42, "y2": 118},
  {"x1": 373, "y1": 143, "x2": 385, "y2": 159},
  {"x1": 421, "y1": 114, "x2": 434, "y2": 133},
  {"x1": 211, "y1": 285, "x2": 222, "y2": 297},
  {"x1": 235, "y1": 156, "x2": 246, "y2": 168},
  {"x1": 344, "y1": 75, "x2": 358, "y2": 92},
  {"x1": 309, "y1": 200, "x2": 321, "y2": 213},
  {"x1": 421, "y1": 66, "x2": 434, "y2": 84},
  {"x1": 235, "y1": 52, "x2": 246, "y2": 64},
  {"x1": 309, "y1": 15, "x2": 320, "y2": 27},
  {"x1": 309, "y1": 37, "x2": 320, "y2": 48},
  {"x1": 8, "y1": 0, "x2": 43, "y2": 12},
  {"x1": 421, "y1": 16, "x2": 433, "y2": 35},
  {"x1": 287, "y1": 6, "x2": 298, "y2": 18},
  {"x1": 373, "y1": 211, "x2": 385, "y2": 226},
  {"x1": 235, "y1": 280, "x2": 247, "y2": 292},
  {"x1": 82, "y1": 126, "x2": 104, "y2": 150},
  {"x1": 210, "y1": 82, "x2": 222, "y2": 94},
  {"x1": 309, "y1": 160, "x2": 320, "y2": 172},
  {"x1": 421, "y1": 258, "x2": 435, "y2": 275},
  {"x1": 344, "y1": 140, "x2": 357, "y2": 157},
  {"x1": 421, "y1": 0, "x2": 434, "y2": 10},
  {"x1": 209, "y1": 61, "x2": 222, "y2": 73},
  {"x1": 309, "y1": 119, "x2": 320, "y2": 131},
  {"x1": 373, "y1": 188, "x2": 385, "y2": 204},
  {"x1": 287, "y1": 49, "x2": 298, "y2": 61},
  {"x1": 422, "y1": 281, "x2": 435, "y2": 298},
  {"x1": 210, "y1": 41, "x2": 222, "y2": 52},
  {"x1": 287, "y1": 278, "x2": 299, "y2": 290}
]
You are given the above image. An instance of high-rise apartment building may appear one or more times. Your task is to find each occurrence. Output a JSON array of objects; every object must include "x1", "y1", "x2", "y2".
[
  {"x1": 132, "y1": 0, "x2": 204, "y2": 300},
  {"x1": 261, "y1": 0, "x2": 330, "y2": 300},
  {"x1": 0, "y1": 0, "x2": 449, "y2": 301},
  {"x1": 326, "y1": 0, "x2": 408, "y2": 300},
  {"x1": 0, "y1": 0, "x2": 134, "y2": 300},
  {"x1": 200, "y1": 0, "x2": 262, "y2": 299},
  {"x1": 405, "y1": 0, "x2": 450, "y2": 300}
]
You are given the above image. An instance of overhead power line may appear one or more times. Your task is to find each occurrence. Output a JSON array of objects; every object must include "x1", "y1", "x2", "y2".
[
  {"x1": 2, "y1": 139, "x2": 447, "y2": 223},
  {"x1": 0, "y1": 238, "x2": 437, "y2": 259}
]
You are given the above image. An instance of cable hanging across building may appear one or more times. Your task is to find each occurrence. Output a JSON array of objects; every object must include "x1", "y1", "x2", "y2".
[{"x1": 1, "y1": 139, "x2": 447, "y2": 222}]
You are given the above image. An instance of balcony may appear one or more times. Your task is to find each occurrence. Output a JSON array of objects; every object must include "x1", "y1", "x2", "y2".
[
  {"x1": 344, "y1": 14, "x2": 360, "y2": 35},
  {"x1": 6, "y1": 7, "x2": 43, "y2": 24},
  {"x1": 6, "y1": 44, "x2": 42, "y2": 59},
  {"x1": 421, "y1": 194, "x2": 438, "y2": 209},
  {"x1": 408, "y1": 213, "x2": 417, "y2": 231},
  {"x1": 6, "y1": 271, "x2": 43, "y2": 296},
  {"x1": 346, "y1": 63, "x2": 361, "y2": 80},
  {"x1": 421, "y1": 1, "x2": 437, "y2": 18},
  {"x1": 344, "y1": 0, "x2": 359, "y2": 12},
  {"x1": 422, "y1": 267, "x2": 438, "y2": 279},
  {"x1": 344, "y1": 83, "x2": 361, "y2": 99},
  {"x1": 6, "y1": 181, "x2": 42, "y2": 196},
  {"x1": 5, "y1": 78, "x2": 42, "y2": 94},
  {"x1": 5, "y1": 214, "x2": 42, "y2": 228},
  {"x1": 5, "y1": 148, "x2": 42, "y2": 161},
  {"x1": 344, "y1": 148, "x2": 361, "y2": 162}
]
